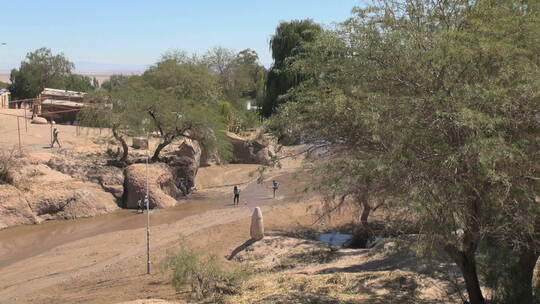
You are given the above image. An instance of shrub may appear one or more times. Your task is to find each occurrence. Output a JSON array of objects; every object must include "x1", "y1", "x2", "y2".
[
  {"x1": 0, "y1": 149, "x2": 20, "y2": 185},
  {"x1": 162, "y1": 239, "x2": 251, "y2": 302}
]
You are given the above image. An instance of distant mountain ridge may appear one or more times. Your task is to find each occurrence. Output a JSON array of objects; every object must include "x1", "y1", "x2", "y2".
[
  {"x1": 73, "y1": 61, "x2": 149, "y2": 73},
  {"x1": 0, "y1": 61, "x2": 149, "y2": 83}
]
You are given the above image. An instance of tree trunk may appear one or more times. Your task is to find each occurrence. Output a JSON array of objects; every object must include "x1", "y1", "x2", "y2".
[
  {"x1": 461, "y1": 252, "x2": 485, "y2": 304},
  {"x1": 508, "y1": 247, "x2": 539, "y2": 303},
  {"x1": 445, "y1": 245, "x2": 485, "y2": 304},
  {"x1": 152, "y1": 140, "x2": 171, "y2": 162},
  {"x1": 112, "y1": 125, "x2": 128, "y2": 163},
  {"x1": 360, "y1": 199, "x2": 371, "y2": 228}
]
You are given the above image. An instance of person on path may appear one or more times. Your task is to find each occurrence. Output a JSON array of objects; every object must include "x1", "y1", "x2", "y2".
[
  {"x1": 137, "y1": 199, "x2": 144, "y2": 213},
  {"x1": 233, "y1": 185, "x2": 240, "y2": 205},
  {"x1": 272, "y1": 180, "x2": 279, "y2": 199},
  {"x1": 51, "y1": 127, "x2": 61, "y2": 148}
]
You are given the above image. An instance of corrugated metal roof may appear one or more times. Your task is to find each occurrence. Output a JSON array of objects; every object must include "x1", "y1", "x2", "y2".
[
  {"x1": 41, "y1": 99, "x2": 85, "y2": 107},
  {"x1": 41, "y1": 88, "x2": 86, "y2": 98}
]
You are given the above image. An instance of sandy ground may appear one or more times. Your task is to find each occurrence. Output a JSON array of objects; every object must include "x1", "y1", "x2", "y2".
[
  {"x1": 0, "y1": 108, "x2": 110, "y2": 155},
  {"x1": 0, "y1": 116, "x2": 317, "y2": 304},
  {"x1": 0, "y1": 110, "x2": 342, "y2": 303},
  {"x1": 0, "y1": 167, "x2": 316, "y2": 304}
]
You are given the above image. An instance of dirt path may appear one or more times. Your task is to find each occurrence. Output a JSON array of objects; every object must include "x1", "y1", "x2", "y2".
[{"x1": 0, "y1": 168, "x2": 310, "y2": 303}]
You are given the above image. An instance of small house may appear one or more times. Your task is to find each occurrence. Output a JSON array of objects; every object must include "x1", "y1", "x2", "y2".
[
  {"x1": 0, "y1": 89, "x2": 10, "y2": 108},
  {"x1": 36, "y1": 88, "x2": 88, "y2": 124}
]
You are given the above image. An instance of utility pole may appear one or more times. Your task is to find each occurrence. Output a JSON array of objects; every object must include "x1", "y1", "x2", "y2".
[{"x1": 146, "y1": 132, "x2": 150, "y2": 275}]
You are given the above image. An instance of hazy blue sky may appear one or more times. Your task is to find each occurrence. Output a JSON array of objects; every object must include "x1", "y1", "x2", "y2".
[{"x1": 1, "y1": 0, "x2": 363, "y2": 71}]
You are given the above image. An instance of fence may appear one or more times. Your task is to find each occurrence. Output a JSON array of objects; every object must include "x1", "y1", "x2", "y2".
[{"x1": 0, "y1": 107, "x2": 110, "y2": 156}]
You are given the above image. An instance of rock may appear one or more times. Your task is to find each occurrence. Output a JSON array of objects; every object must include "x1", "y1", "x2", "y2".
[
  {"x1": 0, "y1": 159, "x2": 120, "y2": 229},
  {"x1": 47, "y1": 153, "x2": 124, "y2": 200},
  {"x1": 123, "y1": 163, "x2": 182, "y2": 209},
  {"x1": 31, "y1": 116, "x2": 48, "y2": 124},
  {"x1": 250, "y1": 207, "x2": 264, "y2": 240},
  {"x1": 199, "y1": 131, "x2": 221, "y2": 167},
  {"x1": 161, "y1": 138, "x2": 201, "y2": 192},
  {"x1": 0, "y1": 185, "x2": 39, "y2": 229},
  {"x1": 228, "y1": 133, "x2": 277, "y2": 165},
  {"x1": 132, "y1": 137, "x2": 148, "y2": 150},
  {"x1": 24, "y1": 181, "x2": 119, "y2": 220}
]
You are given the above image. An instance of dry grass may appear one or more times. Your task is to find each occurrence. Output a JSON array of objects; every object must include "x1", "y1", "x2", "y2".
[{"x1": 225, "y1": 270, "x2": 446, "y2": 304}]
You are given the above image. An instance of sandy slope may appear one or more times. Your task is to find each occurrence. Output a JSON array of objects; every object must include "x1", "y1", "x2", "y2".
[
  {"x1": 0, "y1": 163, "x2": 315, "y2": 304},
  {"x1": 0, "y1": 110, "x2": 320, "y2": 303}
]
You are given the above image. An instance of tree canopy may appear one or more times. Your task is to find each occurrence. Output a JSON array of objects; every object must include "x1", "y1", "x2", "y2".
[
  {"x1": 203, "y1": 47, "x2": 266, "y2": 107},
  {"x1": 78, "y1": 51, "x2": 231, "y2": 165},
  {"x1": 270, "y1": 1, "x2": 540, "y2": 303},
  {"x1": 262, "y1": 19, "x2": 322, "y2": 117},
  {"x1": 8, "y1": 47, "x2": 98, "y2": 99}
]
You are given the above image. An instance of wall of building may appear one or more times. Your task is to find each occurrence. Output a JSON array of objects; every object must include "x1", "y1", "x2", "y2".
[{"x1": 0, "y1": 92, "x2": 9, "y2": 108}]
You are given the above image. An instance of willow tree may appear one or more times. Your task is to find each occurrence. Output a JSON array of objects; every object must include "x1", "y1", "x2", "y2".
[
  {"x1": 272, "y1": 1, "x2": 540, "y2": 303},
  {"x1": 262, "y1": 19, "x2": 322, "y2": 117}
]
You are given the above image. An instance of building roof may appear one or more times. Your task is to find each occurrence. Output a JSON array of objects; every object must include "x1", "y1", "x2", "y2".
[
  {"x1": 41, "y1": 88, "x2": 87, "y2": 98},
  {"x1": 41, "y1": 99, "x2": 85, "y2": 108},
  {"x1": 0, "y1": 89, "x2": 9, "y2": 95}
]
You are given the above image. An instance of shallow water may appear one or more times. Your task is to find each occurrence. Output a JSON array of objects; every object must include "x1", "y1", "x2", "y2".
[{"x1": 319, "y1": 233, "x2": 352, "y2": 247}]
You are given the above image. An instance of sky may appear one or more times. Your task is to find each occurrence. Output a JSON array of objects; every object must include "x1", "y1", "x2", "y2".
[{"x1": 1, "y1": 0, "x2": 363, "y2": 72}]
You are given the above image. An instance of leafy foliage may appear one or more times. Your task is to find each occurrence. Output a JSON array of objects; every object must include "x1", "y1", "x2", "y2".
[
  {"x1": 162, "y1": 239, "x2": 250, "y2": 301},
  {"x1": 8, "y1": 48, "x2": 98, "y2": 99},
  {"x1": 100, "y1": 74, "x2": 131, "y2": 92},
  {"x1": 262, "y1": 19, "x2": 322, "y2": 117},
  {"x1": 271, "y1": 1, "x2": 540, "y2": 303}
]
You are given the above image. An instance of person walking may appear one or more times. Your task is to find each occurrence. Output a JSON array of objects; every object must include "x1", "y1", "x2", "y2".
[
  {"x1": 233, "y1": 185, "x2": 240, "y2": 205},
  {"x1": 51, "y1": 127, "x2": 61, "y2": 148},
  {"x1": 272, "y1": 180, "x2": 279, "y2": 198},
  {"x1": 137, "y1": 199, "x2": 144, "y2": 213}
]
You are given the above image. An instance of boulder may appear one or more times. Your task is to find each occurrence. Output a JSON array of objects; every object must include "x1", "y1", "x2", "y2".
[
  {"x1": 47, "y1": 153, "x2": 125, "y2": 200},
  {"x1": 0, "y1": 160, "x2": 119, "y2": 229},
  {"x1": 161, "y1": 138, "x2": 201, "y2": 193},
  {"x1": 228, "y1": 133, "x2": 277, "y2": 165},
  {"x1": 250, "y1": 207, "x2": 264, "y2": 240},
  {"x1": 0, "y1": 185, "x2": 39, "y2": 230},
  {"x1": 132, "y1": 137, "x2": 148, "y2": 150},
  {"x1": 123, "y1": 163, "x2": 182, "y2": 209},
  {"x1": 24, "y1": 181, "x2": 119, "y2": 220},
  {"x1": 31, "y1": 116, "x2": 48, "y2": 124},
  {"x1": 199, "y1": 131, "x2": 221, "y2": 167}
]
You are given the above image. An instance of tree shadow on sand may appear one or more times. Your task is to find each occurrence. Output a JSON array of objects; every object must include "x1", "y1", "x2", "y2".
[{"x1": 226, "y1": 238, "x2": 257, "y2": 260}]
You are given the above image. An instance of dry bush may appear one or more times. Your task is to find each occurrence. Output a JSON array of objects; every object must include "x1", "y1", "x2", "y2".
[
  {"x1": 162, "y1": 238, "x2": 251, "y2": 302},
  {"x1": 0, "y1": 148, "x2": 21, "y2": 185}
]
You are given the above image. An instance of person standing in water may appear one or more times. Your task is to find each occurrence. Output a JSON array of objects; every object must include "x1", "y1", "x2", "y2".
[
  {"x1": 272, "y1": 180, "x2": 279, "y2": 198},
  {"x1": 233, "y1": 185, "x2": 240, "y2": 205}
]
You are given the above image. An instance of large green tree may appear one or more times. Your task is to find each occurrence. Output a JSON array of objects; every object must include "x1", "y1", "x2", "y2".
[
  {"x1": 203, "y1": 47, "x2": 266, "y2": 106},
  {"x1": 101, "y1": 74, "x2": 131, "y2": 92},
  {"x1": 80, "y1": 51, "x2": 231, "y2": 165},
  {"x1": 272, "y1": 1, "x2": 540, "y2": 303},
  {"x1": 144, "y1": 50, "x2": 221, "y2": 102},
  {"x1": 9, "y1": 48, "x2": 74, "y2": 99},
  {"x1": 63, "y1": 74, "x2": 96, "y2": 92},
  {"x1": 262, "y1": 19, "x2": 322, "y2": 117}
]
